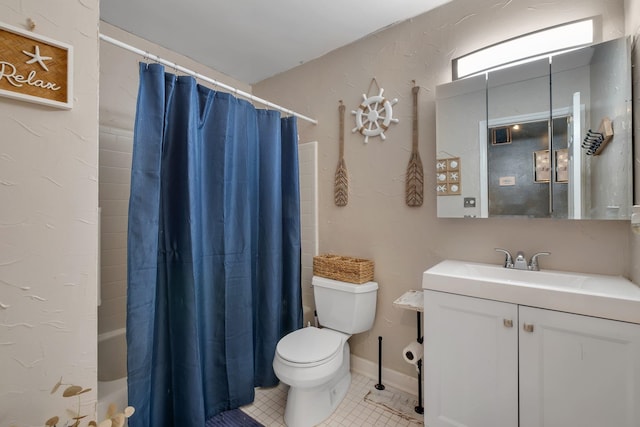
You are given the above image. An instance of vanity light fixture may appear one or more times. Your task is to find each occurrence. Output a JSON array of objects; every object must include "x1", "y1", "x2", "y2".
[{"x1": 453, "y1": 18, "x2": 595, "y2": 80}]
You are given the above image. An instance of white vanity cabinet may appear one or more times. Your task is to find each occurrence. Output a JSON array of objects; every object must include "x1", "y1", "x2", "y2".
[
  {"x1": 519, "y1": 306, "x2": 640, "y2": 427},
  {"x1": 423, "y1": 291, "x2": 518, "y2": 427},
  {"x1": 423, "y1": 290, "x2": 640, "y2": 427}
]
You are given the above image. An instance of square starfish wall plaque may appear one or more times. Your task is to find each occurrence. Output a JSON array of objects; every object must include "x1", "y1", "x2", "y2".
[
  {"x1": 436, "y1": 157, "x2": 462, "y2": 196},
  {"x1": 0, "y1": 21, "x2": 73, "y2": 109}
]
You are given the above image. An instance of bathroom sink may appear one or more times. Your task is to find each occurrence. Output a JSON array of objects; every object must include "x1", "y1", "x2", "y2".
[
  {"x1": 422, "y1": 260, "x2": 640, "y2": 323},
  {"x1": 456, "y1": 262, "x2": 588, "y2": 289}
]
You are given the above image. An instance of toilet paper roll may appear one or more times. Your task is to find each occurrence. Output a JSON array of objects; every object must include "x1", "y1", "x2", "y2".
[{"x1": 402, "y1": 341, "x2": 423, "y2": 365}]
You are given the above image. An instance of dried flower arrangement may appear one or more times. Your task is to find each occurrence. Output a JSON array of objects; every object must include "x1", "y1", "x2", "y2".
[{"x1": 42, "y1": 378, "x2": 135, "y2": 427}]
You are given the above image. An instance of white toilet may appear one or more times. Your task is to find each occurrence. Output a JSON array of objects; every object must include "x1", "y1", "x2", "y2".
[{"x1": 273, "y1": 275, "x2": 378, "y2": 427}]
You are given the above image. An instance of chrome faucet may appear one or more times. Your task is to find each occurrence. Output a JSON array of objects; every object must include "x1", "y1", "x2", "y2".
[
  {"x1": 495, "y1": 248, "x2": 513, "y2": 268},
  {"x1": 528, "y1": 251, "x2": 550, "y2": 271},
  {"x1": 495, "y1": 248, "x2": 550, "y2": 271}
]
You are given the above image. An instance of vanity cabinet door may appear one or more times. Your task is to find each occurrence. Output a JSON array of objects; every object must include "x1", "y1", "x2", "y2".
[
  {"x1": 519, "y1": 306, "x2": 640, "y2": 427},
  {"x1": 423, "y1": 290, "x2": 518, "y2": 427}
]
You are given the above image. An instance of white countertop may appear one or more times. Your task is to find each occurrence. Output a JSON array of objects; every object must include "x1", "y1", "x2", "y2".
[{"x1": 422, "y1": 259, "x2": 640, "y2": 324}]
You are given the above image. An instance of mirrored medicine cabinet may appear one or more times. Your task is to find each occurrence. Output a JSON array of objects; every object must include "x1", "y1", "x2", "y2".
[{"x1": 435, "y1": 37, "x2": 632, "y2": 219}]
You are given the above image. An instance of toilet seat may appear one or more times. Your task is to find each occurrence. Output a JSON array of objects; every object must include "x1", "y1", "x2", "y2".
[{"x1": 276, "y1": 327, "x2": 344, "y2": 367}]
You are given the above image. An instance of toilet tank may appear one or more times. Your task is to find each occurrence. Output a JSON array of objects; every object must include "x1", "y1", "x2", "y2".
[{"x1": 312, "y1": 276, "x2": 378, "y2": 334}]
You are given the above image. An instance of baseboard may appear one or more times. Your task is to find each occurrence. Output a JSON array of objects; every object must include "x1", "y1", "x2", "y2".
[{"x1": 350, "y1": 354, "x2": 418, "y2": 396}]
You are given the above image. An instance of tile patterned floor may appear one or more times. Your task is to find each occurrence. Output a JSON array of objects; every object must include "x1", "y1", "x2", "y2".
[{"x1": 241, "y1": 372, "x2": 423, "y2": 426}]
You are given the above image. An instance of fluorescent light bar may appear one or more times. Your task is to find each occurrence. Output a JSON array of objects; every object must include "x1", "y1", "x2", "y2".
[{"x1": 454, "y1": 19, "x2": 594, "y2": 79}]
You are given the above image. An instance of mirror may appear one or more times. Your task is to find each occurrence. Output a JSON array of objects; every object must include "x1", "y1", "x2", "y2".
[
  {"x1": 487, "y1": 58, "x2": 552, "y2": 218},
  {"x1": 436, "y1": 37, "x2": 632, "y2": 219}
]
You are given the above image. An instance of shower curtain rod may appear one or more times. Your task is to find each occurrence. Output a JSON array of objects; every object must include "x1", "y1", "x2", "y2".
[{"x1": 98, "y1": 33, "x2": 318, "y2": 125}]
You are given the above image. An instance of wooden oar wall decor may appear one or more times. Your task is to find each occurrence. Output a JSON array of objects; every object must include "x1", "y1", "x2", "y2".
[
  {"x1": 335, "y1": 100, "x2": 349, "y2": 206},
  {"x1": 406, "y1": 81, "x2": 424, "y2": 207}
]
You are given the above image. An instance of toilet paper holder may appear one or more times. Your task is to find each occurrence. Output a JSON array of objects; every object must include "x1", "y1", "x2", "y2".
[
  {"x1": 403, "y1": 341, "x2": 424, "y2": 367},
  {"x1": 393, "y1": 290, "x2": 424, "y2": 415},
  {"x1": 405, "y1": 349, "x2": 418, "y2": 361}
]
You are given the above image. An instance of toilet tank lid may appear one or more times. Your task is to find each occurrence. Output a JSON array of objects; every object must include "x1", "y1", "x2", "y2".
[{"x1": 312, "y1": 276, "x2": 378, "y2": 293}]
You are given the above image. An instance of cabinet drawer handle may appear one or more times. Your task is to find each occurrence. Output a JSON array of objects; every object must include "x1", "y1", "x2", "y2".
[
  {"x1": 503, "y1": 319, "x2": 513, "y2": 328},
  {"x1": 523, "y1": 323, "x2": 534, "y2": 333}
]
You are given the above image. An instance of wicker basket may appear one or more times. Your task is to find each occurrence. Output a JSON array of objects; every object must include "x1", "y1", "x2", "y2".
[{"x1": 313, "y1": 254, "x2": 374, "y2": 284}]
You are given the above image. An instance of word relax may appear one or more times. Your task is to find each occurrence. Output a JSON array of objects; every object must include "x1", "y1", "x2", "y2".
[{"x1": 0, "y1": 61, "x2": 61, "y2": 91}]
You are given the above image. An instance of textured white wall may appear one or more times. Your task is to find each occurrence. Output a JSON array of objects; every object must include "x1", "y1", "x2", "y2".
[
  {"x1": 0, "y1": 1, "x2": 99, "y2": 425},
  {"x1": 254, "y1": 0, "x2": 631, "y2": 377}
]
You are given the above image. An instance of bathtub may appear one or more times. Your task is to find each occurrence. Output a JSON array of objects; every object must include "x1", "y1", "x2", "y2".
[{"x1": 98, "y1": 328, "x2": 129, "y2": 423}]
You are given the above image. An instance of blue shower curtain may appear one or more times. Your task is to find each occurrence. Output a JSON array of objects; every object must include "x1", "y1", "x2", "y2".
[{"x1": 126, "y1": 63, "x2": 302, "y2": 427}]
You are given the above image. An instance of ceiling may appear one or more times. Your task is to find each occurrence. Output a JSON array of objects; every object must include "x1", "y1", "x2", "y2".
[{"x1": 100, "y1": 0, "x2": 453, "y2": 84}]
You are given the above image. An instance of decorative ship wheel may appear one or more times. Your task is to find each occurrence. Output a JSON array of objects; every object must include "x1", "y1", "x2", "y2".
[{"x1": 351, "y1": 86, "x2": 399, "y2": 143}]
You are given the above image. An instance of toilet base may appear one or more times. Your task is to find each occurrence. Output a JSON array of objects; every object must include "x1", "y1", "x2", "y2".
[{"x1": 283, "y1": 344, "x2": 351, "y2": 427}]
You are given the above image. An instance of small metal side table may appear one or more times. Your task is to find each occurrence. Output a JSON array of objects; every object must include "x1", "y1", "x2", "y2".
[{"x1": 393, "y1": 290, "x2": 424, "y2": 415}]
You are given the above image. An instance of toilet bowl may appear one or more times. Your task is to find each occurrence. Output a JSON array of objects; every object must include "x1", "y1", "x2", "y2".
[
  {"x1": 273, "y1": 327, "x2": 351, "y2": 427},
  {"x1": 273, "y1": 276, "x2": 378, "y2": 427}
]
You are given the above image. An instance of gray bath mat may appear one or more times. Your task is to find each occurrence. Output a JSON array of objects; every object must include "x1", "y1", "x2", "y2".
[
  {"x1": 364, "y1": 386, "x2": 424, "y2": 424},
  {"x1": 205, "y1": 409, "x2": 264, "y2": 427}
]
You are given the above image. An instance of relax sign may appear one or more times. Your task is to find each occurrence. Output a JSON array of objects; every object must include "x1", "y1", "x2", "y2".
[{"x1": 0, "y1": 22, "x2": 73, "y2": 109}]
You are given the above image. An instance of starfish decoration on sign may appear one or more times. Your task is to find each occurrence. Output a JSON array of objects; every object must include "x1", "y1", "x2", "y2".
[{"x1": 22, "y1": 45, "x2": 52, "y2": 71}]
